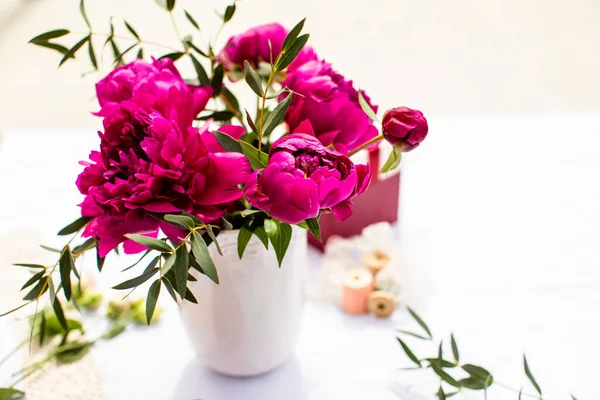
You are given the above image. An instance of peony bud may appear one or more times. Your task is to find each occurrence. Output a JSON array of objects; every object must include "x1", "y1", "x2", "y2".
[{"x1": 382, "y1": 107, "x2": 428, "y2": 152}]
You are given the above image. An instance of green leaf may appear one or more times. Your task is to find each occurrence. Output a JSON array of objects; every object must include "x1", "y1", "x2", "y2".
[
  {"x1": 430, "y1": 363, "x2": 461, "y2": 388},
  {"x1": 23, "y1": 277, "x2": 48, "y2": 301},
  {"x1": 222, "y1": 216, "x2": 234, "y2": 230},
  {"x1": 459, "y1": 364, "x2": 493, "y2": 390},
  {"x1": 164, "y1": 214, "x2": 195, "y2": 229},
  {"x1": 124, "y1": 234, "x2": 173, "y2": 252},
  {"x1": 191, "y1": 231, "x2": 218, "y2": 284},
  {"x1": 381, "y1": 148, "x2": 402, "y2": 174},
  {"x1": 159, "y1": 52, "x2": 184, "y2": 61},
  {"x1": 59, "y1": 247, "x2": 74, "y2": 300},
  {"x1": 211, "y1": 63, "x2": 225, "y2": 96},
  {"x1": 277, "y1": 34, "x2": 309, "y2": 70},
  {"x1": 425, "y1": 358, "x2": 456, "y2": 368},
  {"x1": 13, "y1": 263, "x2": 45, "y2": 269},
  {"x1": 52, "y1": 297, "x2": 68, "y2": 331},
  {"x1": 358, "y1": 90, "x2": 378, "y2": 122},
  {"x1": 397, "y1": 330, "x2": 430, "y2": 340},
  {"x1": 31, "y1": 41, "x2": 71, "y2": 56},
  {"x1": 450, "y1": 333, "x2": 459, "y2": 363},
  {"x1": 184, "y1": 288, "x2": 198, "y2": 304},
  {"x1": 223, "y1": 3, "x2": 236, "y2": 22},
  {"x1": 523, "y1": 355, "x2": 542, "y2": 395},
  {"x1": 137, "y1": 47, "x2": 144, "y2": 59},
  {"x1": 265, "y1": 220, "x2": 292, "y2": 267},
  {"x1": 20, "y1": 270, "x2": 45, "y2": 290},
  {"x1": 0, "y1": 387, "x2": 25, "y2": 399},
  {"x1": 205, "y1": 225, "x2": 222, "y2": 255},
  {"x1": 239, "y1": 140, "x2": 268, "y2": 170},
  {"x1": 167, "y1": 0, "x2": 176, "y2": 11},
  {"x1": 213, "y1": 130, "x2": 243, "y2": 153},
  {"x1": 174, "y1": 246, "x2": 189, "y2": 297},
  {"x1": 145, "y1": 280, "x2": 161, "y2": 325},
  {"x1": 571, "y1": 394, "x2": 578, "y2": 400},
  {"x1": 113, "y1": 42, "x2": 138, "y2": 65},
  {"x1": 252, "y1": 225, "x2": 269, "y2": 249},
  {"x1": 58, "y1": 216, "x2": 92, "y2": 236},
  {"x1": 263, "y1": 93, "x2": 292, "y2": 136},
  {"x1": 59, "y1": 35, "x2": 90, "y2": 67},
  {"x1": 79, "y1": 0, "x2": 91, "y2": 29},
  {"x1": 56, "y1": 341, "x2": 93, "y2": 363},
  {"x1": 244, "y1": 61, "x2": 264, "y2": 97},
  {"x1": 39, "y1": 312, "x2": 47, "y2": 346},
  {"x1": 121, "y1": 249, "x2": 151, "y2": 272},
  {"x1": 40, "y1": 244, "x2": 61, "y2": 253},
  {"x1": 124, "y1": 20, "x2": 140, "y2": 40},
  {"x1": 162, "y1": 277, "x2": 178, "y2": 302},
  {"x1": 0, "y1": 301, "x2": 33, "y2": 317},
  {"x1": 197, "y1": 110, "x2": 234, "y2": 121},
  {"x1": 305, "y1": 218, "x2": 321, "y2": 242},
  {"x1": 160, "y1": 252, "x2": 177, "y2": 276},
  {"x1": 237, "y1": 222, "x2": 253, "y2": 259},
  {"x1": 245, "y1": 109, "x2": 259, "y2": 134},
  {"x1": 88, "y1": 39, "x2": 98, "y2": 69},
  {"x1": 184, "y1": 10, "x2": 200, "y2": 30},
  {"x1": 396, "y1": 337, "x2": 421, "y2": 367},
  {"x1": 29, "y1": 29, "x2": 70, "y2": 43},
  {"x1": 436, "y1": 386, "x2": 446, "y2": 400},
  {"x1": 48, "y1": 276, "x2": 56, "y2": 305},
  {"x1": 186, "y1": 40, "x2": 208, "y2": 58},
  {"x1": 189, "y1": 54, "x2": 210, "y2": 86},
  {"x1": 222, "y1": 86, "x2": 241, "y2": 116},
  {"x1": 112, "y1": 268, "x2": 159, "y2": 290},
  {"x1": 282, "y1": 19, "x2": 305, "y2": 51},
  {"x1": 407, "y1": 307, "x2": 432, "y2": 338},
  {"x1": 96, "y1": 247, "x2": 105, "y2": 272},
  {"x1": 73, "y1": 237, "x2": 96, "y2": 256}
]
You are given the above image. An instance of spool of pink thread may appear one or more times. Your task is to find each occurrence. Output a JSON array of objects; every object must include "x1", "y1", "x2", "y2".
[{"x1": 341, "y1": 269, "x2": 373, "y2": 315}]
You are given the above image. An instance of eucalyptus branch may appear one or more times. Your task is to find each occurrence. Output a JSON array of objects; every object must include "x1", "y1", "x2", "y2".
[{"x1": 71, "y1": 31, "x2": 180, "y2": 52}]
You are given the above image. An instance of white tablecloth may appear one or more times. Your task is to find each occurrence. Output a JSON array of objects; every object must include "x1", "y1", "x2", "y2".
[{"x1": 1, "y1": 112, "x2": 599, "y2": 399}]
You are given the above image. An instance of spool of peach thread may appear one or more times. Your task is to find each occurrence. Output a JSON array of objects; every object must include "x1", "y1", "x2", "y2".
[{"x1": 341, "y1": 269, "x2": 373, "y2": 314}]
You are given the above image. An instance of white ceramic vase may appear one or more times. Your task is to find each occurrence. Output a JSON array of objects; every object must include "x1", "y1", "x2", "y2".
[{"x1": 179, "y1": 225, "x2": 306, "y2": 377}]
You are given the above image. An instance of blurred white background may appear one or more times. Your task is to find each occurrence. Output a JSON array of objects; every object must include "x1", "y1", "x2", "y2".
[{"x1": 0, "y1": 0, "x2": 599, "y2": 130}]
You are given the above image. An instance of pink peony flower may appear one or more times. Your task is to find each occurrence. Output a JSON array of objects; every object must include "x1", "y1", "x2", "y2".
[
  {"x1": 217, "y1": 23, "x2": 317, "y2": 78},
  {"x1": 96, "y1": 58, "x2": 213, "y2": 132},
  {"x1": 245, "y1": 125, "x2": 371, "y2": 224},
  {"x1": 282, "y1": 60, "x2": 379, "y2": 155},
  {"x1": 382, "y1": 107, "x2": 428, "y2": 152},
  {"x1": 78, "y1": 60, "x2": 251, "y2": 257}
]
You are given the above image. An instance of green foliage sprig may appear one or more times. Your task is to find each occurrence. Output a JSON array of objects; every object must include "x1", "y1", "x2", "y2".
[{"x1": 398, "y1": 308, "x2": 579, "y2": 400}]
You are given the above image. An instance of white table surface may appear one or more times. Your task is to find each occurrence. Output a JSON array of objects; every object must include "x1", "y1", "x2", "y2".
[{"x1": 1, "y1": 112, "x2": 599, "y2": 399}]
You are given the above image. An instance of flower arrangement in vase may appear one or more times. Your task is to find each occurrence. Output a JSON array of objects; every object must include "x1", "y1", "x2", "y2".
[{"x1": 4, "y1": 0, "x2": 429, "y2": 376}]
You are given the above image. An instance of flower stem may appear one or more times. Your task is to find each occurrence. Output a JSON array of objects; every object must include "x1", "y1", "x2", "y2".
[
  {"x1": 258, "y1": 73, "x2": 276, "y2": 152},
  {"x1": 347, "y1": 134, "x2": 384, "y2": 157}
]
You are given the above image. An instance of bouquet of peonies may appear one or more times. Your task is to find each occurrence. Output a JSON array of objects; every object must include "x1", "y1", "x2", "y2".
[{"x1": 9, "y1": 0, "x2": 428, "y2": 324}]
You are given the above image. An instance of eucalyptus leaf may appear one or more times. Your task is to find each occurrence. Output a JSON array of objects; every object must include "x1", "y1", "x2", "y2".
[
  {"x1": 160, "y1": 252, "x2": 177, "y2": 277},
  {"x1": 282, "y1": 19, "x2": 305, "y2": 51},
  {"x1": 245, "y1": 109, "x2": 259, "y2": 134},
  {"x1": 244, "y1": 61, "x2": 264, "y2": 97},
  {"x1": 184, "y1": 10, "x2": 200, "y2": 30},
  {"x1": 425, "y1": 358, "x2": 456, "y2": 368},
  {"x1": 59, "y1": 246, "x2": 74, "y2": 300},
  {"x1": 205, "y1": 225, "x2": 222, "y2": 255},
  {"x1": 29, "y1": 42, "x2": 71, "y2": 56},
  {"x1": 21, "y1": 270, "x2": 45, "y2": 291},
  {"x1": 450, "y1": 333, "x2": 459, "y2": 363},
  {"x1": 407, "y1": 307, "x2": 432, "y2": 338},
  {"x1": 59, "y1": 35, "x2": 89, "y2": 67},
  {"x1": 73, "y1": 237, "x2": 96, "y2": 256},
  {"x1": 223, "y1": 3, "x2": 236, "y2": 22},
  {"x1": 211, "y1": 63, "x2": 224, "y2": 96},
  {"x1": 29, "y1": 29, "x2": 70, "y2": 43},
  {"x1": 124, "y1": 234, "x2": 173, "y2": 252},
  {"x1": 162, "y1": 277, "x2": 178, "y2": 302},
  {"x1": 191, "y1": 231, "x2": 218, "y2": 284},
  {"x1": 213, "y1": 130, "x2": 243, "y2": 153},
  {"x1": 190, "y1": 54, "x2": 210, "y2": 85},
  {"x1": 48, "y1": 276, "x2": 56, "y2": 305},
  {"x1": 52, "y1": 297, "x2": 68, "y2": 331},
  {"x1": 124, "y1": 20, "x2": 140, "y2": 40},
  {"x1": 186, "y1": 40, "x2": 208, "y2": 58},
  {"x1": 174, "y1": 246, "x2": 189, "y2": 297},
  {"x1": 145, "y1": 280, "x2": 161, "y2": 325},
  {"x1": 79, "y1": 0, "x2": 91, "y2": 29},
  {"x1": 56, "y1": 341, "x2": 93, "y2": 363},
  {"x1": 23, "y1": 277, "x2": 48, "y2": 301},
  {"x1": 112, "y1": 268, "x2": 159, "y2": 290},
  {"x1": 113, "y1": 42, "x2": 138, "y2": 65},
  {"x1": 397, "y1": 330, "x2": 430, "y2": 340},
  {"x1": 13, "y1": 263, "x2": 45, "y2": 269},
  {"x1": 96, "y1": 247, "x2": 105, "y2": 272},
  {"x1": 40, "y1": 244, "x2": 61, "y2": 253},
  {"x1": 87, "y1": 39, "x2": 98, "y2": 69},
  {"x1": 263, "y1": 93, "x2": 292, "y2": 136},
  {"x1": 137, "y1": 47, "x2": 144, "y2": 59},
  {"x1": 396, "y1": 337, "x2": 421, "y2": 367},
  {"x1": 523, "y1": 355, "x2": 542, "y2": 395},
  {"x1": 197, "y1": 110, "x2": 235, "y2": 121},
  {"x1": 239, "y1": 140, "x2": 268, "y2": 170},
  {"x1": 0, "y1": 387, "x2": 25, "y2": 399},
  {"x1": 164, "y1": 214, "x2": 195, "y2": 229},
  {"x1": 430, "y1": 364, "x2": 461, "y2": 388},
  {"x1": 436, "y1": 386, "x2": 446, "y2": 400},
  {"x1": 121, "y1": 249, "x2": 151, "y2": 272},
  {"x1": 277, "y1": 34, "x2": 309, "y2": 70},
  {"x1": 459, "y1": 364, "x2": 493, "y2": 390},
  {"x1": 184, "y1": 288, "x2": 198, "y2": 304},
  {"x1": 381, "y1": 148, "x2": 402, "y2": 174},
  {"x1": 58, "y1": 216, "x2": 92, "y2": 236},
  {"x1": 167, "y1": 0, "x2": 176, "y2": 11},
  {"x1": 159, "y1": 52, "x2": 184, "y2": 61}
]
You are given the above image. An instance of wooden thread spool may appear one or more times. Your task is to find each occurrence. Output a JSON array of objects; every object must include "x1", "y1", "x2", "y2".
[
  {"x1": 362, "y1": 250, "x2": 390, "y2": 278},
  {"x1": 341, "y1": 269, "x2": 373, "y2": 315},
  {"x1": 367, "y1": 290, "x2": 396, "y2": 318}
]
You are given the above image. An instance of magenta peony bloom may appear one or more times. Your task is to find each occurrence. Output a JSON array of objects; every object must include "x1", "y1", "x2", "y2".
[
  {"x1": 382, "y1": 107, "x2": 428, "y2": 152},
  {"x1": 245, "y1": 127, "x2": 371, "y2": 224},
  {"x1": 217, "y1": 23, "x2": 317, "y2": 77},
  {"x1": 282, "y1": 60, "x2": 379, "y2": 154},
  {"x1": 78, "y1": 60, "x2": 251, "y2": 257},
  {"x1": 96, "y1": 58, "x2": 213, "y2": 132}
]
